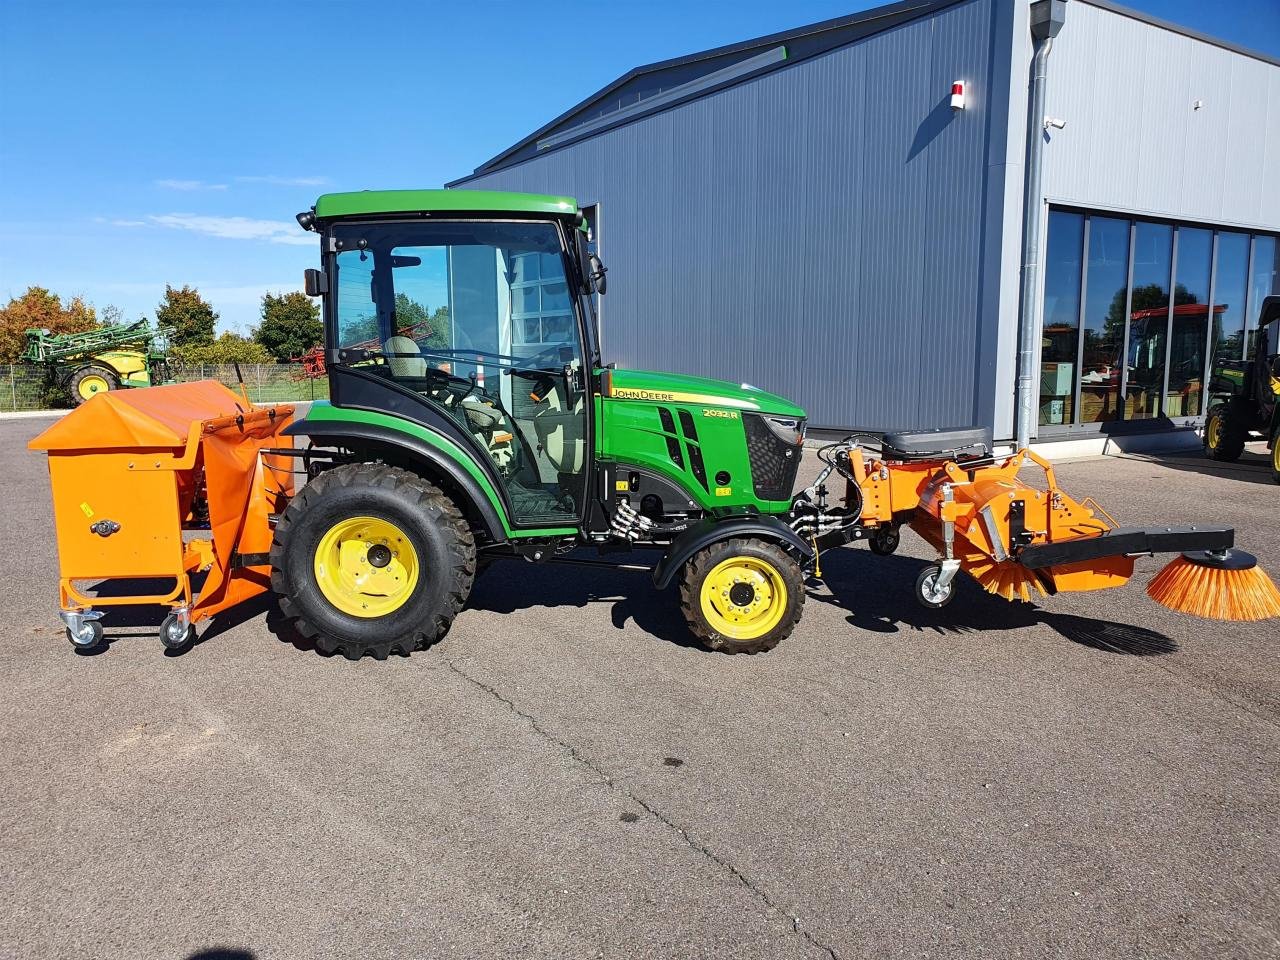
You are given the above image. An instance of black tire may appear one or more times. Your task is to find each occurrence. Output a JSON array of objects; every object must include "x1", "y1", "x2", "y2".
[
  {"x1": 869, "y1": 526, "x2": 900, "y2": 556},
  {"x1": 1204, "y1": 406, "x2": 1245, "y2": 462},
  {"x1": 70, "y1": 365, "x2": 119, "y2": 405},
  {"x1": 914, "y1": 564, "x2": 954, "y2": 609},
  {"x1": 677, "y1": 537, "x2": 805, "y2": 655},
  {"x1": 66, "y1": 619, "x2": 103, "y2": 650},
  {"x1": 1271, "y1": 430, "x2": 1280, "y2": 485},
  {"x1": 270, "y1": 463, "x2": 475, "y2": 660}
]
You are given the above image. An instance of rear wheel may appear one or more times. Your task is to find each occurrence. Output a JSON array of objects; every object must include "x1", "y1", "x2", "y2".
[
  {"x1": 1204, "y1": 406, "x2": 1245, "y2": 462},
  {"x1": 71, "y1": 365, "x2": 118, "y2": 405},
  {"x1": 678, "y1": 538, "x2": 804, "y2": 655},
  {"x1": 270, "y1": 463, "x2": 475, "y2": 660}
]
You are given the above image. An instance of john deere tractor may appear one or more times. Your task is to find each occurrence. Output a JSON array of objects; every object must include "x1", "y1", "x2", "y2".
[
  {"x1": 272, "y1": 190, "x2": 813, "y2": 658},
  {"x1": 1203, "y1": 295, "x2": 1280, "y2": 483}
]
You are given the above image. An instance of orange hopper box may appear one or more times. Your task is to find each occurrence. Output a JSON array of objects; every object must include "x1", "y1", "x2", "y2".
[{"x1": 29, "y1": 381, "x2": 294, "y2": 641}]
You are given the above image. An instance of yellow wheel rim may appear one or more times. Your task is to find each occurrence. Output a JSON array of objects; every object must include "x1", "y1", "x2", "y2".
[
  {"x1": 1273, "y1": 441, "x2": 1280, "y2": 472},
  {"x1": 77, "y1": 374, "x2": 110, "y2": 400},
  {"x1": 1206, "y1": 416, "x2": 1221, "y2": 448},
  {"x1": 313, "y1": 516, "x2": 419, "y2": 618},
  {"x1": 699, "y1": 556, "x2": 788, "y2": 641}
]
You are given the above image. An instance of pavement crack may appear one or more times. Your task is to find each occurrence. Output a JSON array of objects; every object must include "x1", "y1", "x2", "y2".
[{"x1": 442, "y1": 657, "x2": 841, "y2": 960}]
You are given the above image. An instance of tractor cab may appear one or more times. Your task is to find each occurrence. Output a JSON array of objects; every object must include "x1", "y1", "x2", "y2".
[{"x1": 301, "y1": 192, "x2": 599, "y2": 527}]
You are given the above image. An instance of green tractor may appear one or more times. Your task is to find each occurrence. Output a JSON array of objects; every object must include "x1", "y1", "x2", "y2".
[
  {"x1": 1203, "y1": 295, "x2": 1280, "y2": 483},
  {"x1": 272, "y1": 190, "x2": 814, "y2": 658}
]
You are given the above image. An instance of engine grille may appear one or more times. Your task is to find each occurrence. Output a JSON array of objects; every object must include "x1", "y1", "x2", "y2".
[{"x1": 743, "y1": 414, "x2": 801, "y2": 502}]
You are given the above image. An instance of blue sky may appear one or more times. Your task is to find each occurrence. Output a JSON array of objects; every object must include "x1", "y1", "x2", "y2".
[{"x1": 1, "y1": 0, "x2": 1277, "y2": 335}]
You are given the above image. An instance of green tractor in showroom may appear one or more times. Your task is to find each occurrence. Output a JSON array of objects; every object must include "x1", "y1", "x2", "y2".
[
  {"x1": 1203, "y1": 295, "x2": 1280, "y2": 483},
  {"x1": 273, "y1": 190, "x2": 813, "y2": 658}
]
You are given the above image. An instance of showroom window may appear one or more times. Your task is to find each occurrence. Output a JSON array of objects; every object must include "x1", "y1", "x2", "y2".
[{"x1": 1039, "y1": 209, "x2": 1280, "y2": 429}]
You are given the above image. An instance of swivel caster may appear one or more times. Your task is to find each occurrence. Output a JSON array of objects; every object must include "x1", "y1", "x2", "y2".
[
  {"x1": 914, "y1": 563, "x2": 955, "y2": 609},
  {"x1": 159, "y1": 611, "x2": 195, "y2": 650},
  {"x1": 869, "y1": 527, "x2": 900, "y2": 556},
  {"x1": 65, "y1": 619, "x2": 104, "y2": 650}
]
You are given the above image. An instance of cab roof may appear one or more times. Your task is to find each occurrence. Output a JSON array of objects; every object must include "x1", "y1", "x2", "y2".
[{"x1": 313, "y1": 189, "x2": 579, "y2": 221}]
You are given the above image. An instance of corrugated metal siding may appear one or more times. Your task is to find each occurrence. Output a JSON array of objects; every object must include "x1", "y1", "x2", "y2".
[
  {"x1": 1044, "y1": 2, "x2": 1280, "y2": 231},
  {"x1": 457, "y1": 0, "x2": 1002, "y2": 431}
]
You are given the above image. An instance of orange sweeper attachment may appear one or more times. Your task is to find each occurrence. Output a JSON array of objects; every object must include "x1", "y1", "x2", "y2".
[
  {"x1": 790, "y1": 427, "x2": 1280, "y2": 622},
  {"x1": 29, "y1": 380, "x2": 294, "y2": 649}
]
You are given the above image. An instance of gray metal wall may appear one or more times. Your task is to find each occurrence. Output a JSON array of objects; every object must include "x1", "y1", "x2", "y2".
[
  {"x1": 457, "y1": 0, "x2": 1010, "y2": 432},
  {"x1": 1042, "y1": 2, "x2": 1280, "y2": 231}
]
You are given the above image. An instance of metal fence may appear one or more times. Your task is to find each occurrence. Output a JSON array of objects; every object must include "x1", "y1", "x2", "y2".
[{"x1": 0, "y1": 364, "x2": 329, "y2": 413}]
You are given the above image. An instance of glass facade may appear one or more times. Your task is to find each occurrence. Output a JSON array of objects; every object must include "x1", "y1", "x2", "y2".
[{"x1": 1039, "y1": 208, "x2": 1280, "y2": 430}]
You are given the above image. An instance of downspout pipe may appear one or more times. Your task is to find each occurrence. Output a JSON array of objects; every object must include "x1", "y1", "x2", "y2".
[{"x1": 1015, "y1": 0, "x2": 1067, "y2": 450}]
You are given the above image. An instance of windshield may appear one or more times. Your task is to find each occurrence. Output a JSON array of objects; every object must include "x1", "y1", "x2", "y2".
[
  {"x1": 332, "y1": 220, "x2": 581, "y2": 373},
  {"x1": 329, "y1": 219, "x2": 588, "y2": 524}
]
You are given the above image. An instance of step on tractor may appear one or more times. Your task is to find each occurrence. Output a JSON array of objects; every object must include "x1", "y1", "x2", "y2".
[
  {"x1": 29, "y1": 191, "x2": 1280, "y2": 658},
  {"x1": 22, "y1": 318, "x2": 166, "y2": 405},
  {"x1": 1203, "y1": 295, "x2": 1280, "y2": 482}
]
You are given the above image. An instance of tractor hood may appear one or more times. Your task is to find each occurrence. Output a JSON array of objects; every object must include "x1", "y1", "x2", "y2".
[{"x1": 603, "y1": 367, "x2": 805, "y2": 418}]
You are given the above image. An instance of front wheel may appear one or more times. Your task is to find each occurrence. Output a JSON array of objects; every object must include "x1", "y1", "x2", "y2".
[
  {"x1": 1204, "y1": 406, "x2": 1245, "y2": 462},
  {"x1": 678, "y1": 538, "x2": 804, "y2": 655},
  {"x1": 270, "y1": 463, "x2": 476, "y2": 660}
]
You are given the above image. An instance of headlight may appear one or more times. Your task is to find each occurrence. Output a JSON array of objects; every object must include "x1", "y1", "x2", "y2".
[{"x1": 762, "y1": 416, "x2": 805, "y2": 446}]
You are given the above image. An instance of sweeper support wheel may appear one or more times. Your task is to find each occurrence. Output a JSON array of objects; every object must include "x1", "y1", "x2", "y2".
[{"x1": 914, "y1": 563, "x2": 955, "y2": 609}]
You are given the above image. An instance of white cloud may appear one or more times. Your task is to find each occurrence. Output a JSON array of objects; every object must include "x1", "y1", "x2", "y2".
[
  {"x1": 155, "y1": 178, "x2": 229, "y2": 191},
  {"x1": 110, "y1": 219, "x2": 147, "y2": 227},
  {"x1": 149, "y1": 213, "x2": 314, "y2": 246},
  {"x1": 235, "y1": 175, "x2": 330, "y2": 187}
]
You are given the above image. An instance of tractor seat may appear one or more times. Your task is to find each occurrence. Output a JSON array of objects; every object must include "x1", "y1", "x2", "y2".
[{"x1": 880, "y1": 426, "x2": 992, "y2": 461}]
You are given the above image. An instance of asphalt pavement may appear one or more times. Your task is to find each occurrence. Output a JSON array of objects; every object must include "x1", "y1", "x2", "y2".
[{"x1": 1, "y1": 416, "x2": 1277, "y2": 960}]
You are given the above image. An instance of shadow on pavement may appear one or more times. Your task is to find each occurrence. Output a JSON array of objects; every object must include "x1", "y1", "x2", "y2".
[
  {"x1": 186, "y1": 949, "x2": 256, "y2": 960},
  {"x1": 467, "y1": 552, "x2": 699, "y2": 650},
  {"x1": 812, "y1": 547, "x2": 1177, "y2": 657},
  {"x1": 1122, "y1": 447, "x2": 1277, "y2": 488}
]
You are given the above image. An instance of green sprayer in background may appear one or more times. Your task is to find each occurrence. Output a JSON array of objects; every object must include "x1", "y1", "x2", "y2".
[{"x1": 21, "y1": 319, "x2": 166, "y2": 404}]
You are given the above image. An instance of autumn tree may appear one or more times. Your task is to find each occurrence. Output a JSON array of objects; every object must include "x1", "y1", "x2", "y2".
[
  {"x1": 254, "y1": 291, "x2": 322, "y2": 361},
  {"x1": 156, "y1": 285, "x2": 218, "y2": 348},
  {"x1": 169, "y1": 332, "x2": 274, "y2": 365},
  {"x1": 0, "y1": 287, "x2": 98, "y2": 362}
]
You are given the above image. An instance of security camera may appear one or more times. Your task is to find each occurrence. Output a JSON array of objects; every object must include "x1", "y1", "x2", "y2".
[{"x1": 1044, "y1": 117, "x2": 1067, "y2": 130}]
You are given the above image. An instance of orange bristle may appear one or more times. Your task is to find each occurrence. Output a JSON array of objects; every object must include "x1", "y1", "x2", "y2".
[
  {"x1": 967, "y1": 557, "x2": 1045, "y2": 602},
  {"x1": 1147, "y1": 551, "x2": 1280, "y2": 622}
]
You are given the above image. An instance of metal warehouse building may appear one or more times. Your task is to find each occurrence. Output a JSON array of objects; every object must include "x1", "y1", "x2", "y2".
[{"x1": 450, "y1": 0, "x2": 1280, "y2": 446}]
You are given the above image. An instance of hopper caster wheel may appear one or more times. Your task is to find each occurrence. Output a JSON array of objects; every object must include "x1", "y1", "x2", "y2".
[
  {"x1": 66, "y1": 620, "x2": 104, "y2": 650},
  {"x1": 869, "y1": 527, "x2": 900, "y2": 556},
  {"x1": 159, "y1": 613, "x2": 195, "y2": 651},
  {"x1": 915, "y1": 564, "x2": 954, "y2": 609}
]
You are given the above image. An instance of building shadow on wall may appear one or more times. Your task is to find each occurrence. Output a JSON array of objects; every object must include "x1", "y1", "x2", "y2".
[{"x1": 812, "y1": 547, "x2": 1177, "y2": 656}]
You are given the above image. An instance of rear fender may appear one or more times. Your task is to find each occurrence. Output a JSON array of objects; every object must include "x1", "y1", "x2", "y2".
[
  {"x1": 652, "y1": 515, "x2": 813, "y2": 589},
  {"x1": 285, "y1": 420, "x2": 509, "y2": 544}
]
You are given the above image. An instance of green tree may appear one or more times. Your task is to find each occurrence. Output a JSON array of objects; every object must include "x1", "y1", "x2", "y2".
[
  {"x1": 170, "y1": 332, "x2": 274, "y2": 364},
  {"x1": 155, "y1": 284, "x2": 218, "y2": 348},
  {"x1": 255, "y1": 291, "x2": 322, "y2": 361},
  {"x1": 0, "y1": 286, "x2": 98, "y2": 362}
]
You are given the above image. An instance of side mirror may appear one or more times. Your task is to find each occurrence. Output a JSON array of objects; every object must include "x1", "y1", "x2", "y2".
[
  {"x1": 588, "y1": 253, "x2": 608, "y2": 296},
  {"x1": 303, "y1": 268, "x2": 329, "y2": 297}
]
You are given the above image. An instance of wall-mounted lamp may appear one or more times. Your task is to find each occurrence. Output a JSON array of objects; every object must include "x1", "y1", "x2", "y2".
[{"x1": 950, "y1": 81, "x2": 966, "y2": 110}]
